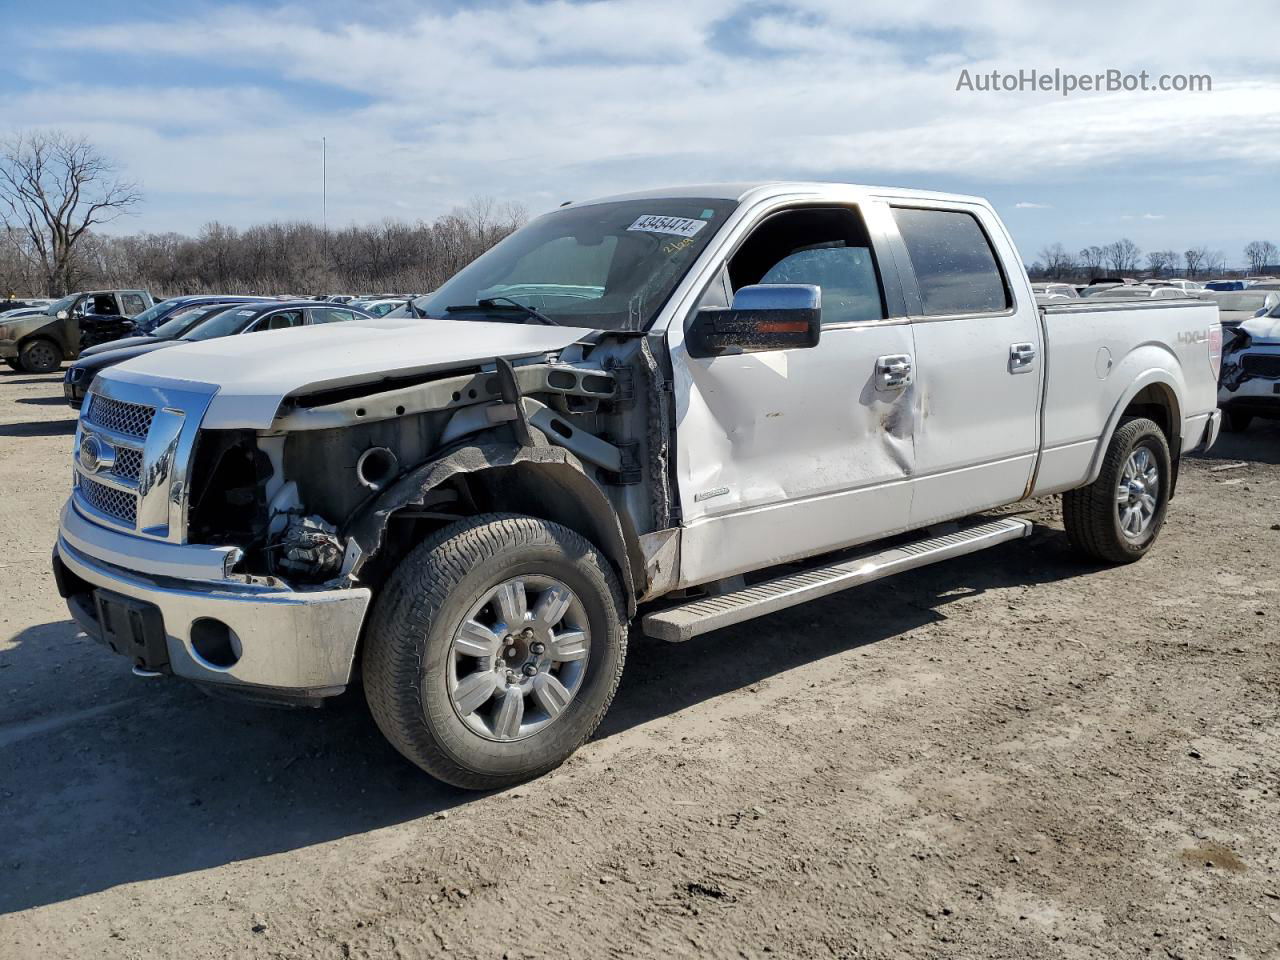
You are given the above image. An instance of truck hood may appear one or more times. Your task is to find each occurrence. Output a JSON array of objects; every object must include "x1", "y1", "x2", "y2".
[
  {"x1": 103, "y1": 316, "x2": 592, "y2": 429},
  {"x1": 1238, "y1": 314, "x2": 1280, "y2": 344}
]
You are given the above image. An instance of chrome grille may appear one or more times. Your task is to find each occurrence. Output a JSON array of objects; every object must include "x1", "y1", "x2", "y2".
[
  {"x1": 113, "y1": 446, "x2": 144, "y2": 482},
  {"x1": 86, "y1": 394, "x2": 155, "y2": 439},
  {"x1": 78, "y1": 476, "x2": 138, "y2": 526}
]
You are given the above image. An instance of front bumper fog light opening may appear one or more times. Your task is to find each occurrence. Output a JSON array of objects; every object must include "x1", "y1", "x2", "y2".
[{"x1": 190, "y1": 617, "x2": 242, "y2": 669}]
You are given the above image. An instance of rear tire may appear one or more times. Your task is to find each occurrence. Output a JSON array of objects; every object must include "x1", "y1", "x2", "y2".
[
  {"x1": 362, "y1": 513, "x2": 627, "y2": 790},
  {"x1": 1063, "y1": 417, "x2": 1171, "y2": 564},
  {"x1": 18, "y1": 338, "x2": 61, "y2": 374},
  {"x1": 1223, "y1": 411, "x2": 1252, "y2": 433}
]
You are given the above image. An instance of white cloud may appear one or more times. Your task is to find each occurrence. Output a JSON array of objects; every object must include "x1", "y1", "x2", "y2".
[
  {"x1": 7, "y1": 0, "x2": 1279, "y2": 235},
  {"x1": 1015, "y1": 202, "x2": 1051, "y2": 209}
]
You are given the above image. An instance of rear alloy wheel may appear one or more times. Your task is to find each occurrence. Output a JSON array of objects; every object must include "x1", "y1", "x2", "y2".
[
  {"x1": 18, "y1": 338, "x2": 60, "y2": 374},
  {"x1": 1063, "y1": 417, "x2": 1171, "y2": 564},
  {"x1": 361, "y1": 513, "x2": 627, "y2": 789}
]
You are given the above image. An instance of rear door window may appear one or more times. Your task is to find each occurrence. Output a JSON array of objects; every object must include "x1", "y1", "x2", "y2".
[
  {"x1": 308, "y1": 307, "x2": 356, "y2": 324},
  {"x1": 892, "y1": 207, "x2": 1010, "y2": 316},
  {"x1": 249, "y1": 310, "x2": 304, "y2": 332}
]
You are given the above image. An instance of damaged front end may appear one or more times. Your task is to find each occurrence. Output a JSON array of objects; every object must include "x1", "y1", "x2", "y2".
[{"x1": 184, "y1": 333, "x2": 672, "y2": 605}]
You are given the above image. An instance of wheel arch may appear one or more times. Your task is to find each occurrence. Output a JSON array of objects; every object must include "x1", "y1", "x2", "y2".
[
  {"x1": 346, "y1": 439, "x2": 643, "y2": 616},
  {"x1": 1085, "y1": 371, "x2": 1183, "y2": 489}
]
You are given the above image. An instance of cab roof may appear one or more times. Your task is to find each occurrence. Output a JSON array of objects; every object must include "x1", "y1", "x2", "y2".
[{"x1": 571, "y1": 181, "x2": 988, "y2": 208}]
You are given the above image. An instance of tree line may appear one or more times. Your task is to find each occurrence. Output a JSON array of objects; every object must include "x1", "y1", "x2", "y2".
[
  {"x1": 1, "y1": 199, "x2": 528, "y2": 298},
  {"x1": 0, "y1": 129, "x2": 526, "y2": 298},
  {"x1": 1030, "y1": 238, "x2": 1279, "y2": 281}
]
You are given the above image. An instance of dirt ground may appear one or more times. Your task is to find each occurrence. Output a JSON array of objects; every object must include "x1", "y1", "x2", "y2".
[{"x1": 1, "y1": 367, "x2": 1278, "y2": 960}]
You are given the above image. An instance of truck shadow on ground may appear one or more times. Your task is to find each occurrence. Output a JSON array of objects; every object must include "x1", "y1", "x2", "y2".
[
  {"x1": 0, "y1": 520, "x2": 1089, "y2": 915},
  {"x1": 1188, "y1": 417, "x2": 1280, "y2": 465},
  {"x1": 0, "y1": 419, "x2": 76, "y2": 438}
]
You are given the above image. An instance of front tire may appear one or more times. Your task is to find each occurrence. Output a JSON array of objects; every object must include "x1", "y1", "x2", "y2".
[
  {"x1": 18, "y1": 338, "x2": 61, "y2": 374},
  {"x1": 1063, "y1": 417, "x2": 1171, "y2": 564},
  {"x1": 362, "y1": 514, "x2": 627, "y2": 789}
]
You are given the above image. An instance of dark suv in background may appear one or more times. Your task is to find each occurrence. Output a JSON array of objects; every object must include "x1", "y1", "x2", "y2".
[{"x1": 0, "y1": 289, "x2": 153, "y2": 373}]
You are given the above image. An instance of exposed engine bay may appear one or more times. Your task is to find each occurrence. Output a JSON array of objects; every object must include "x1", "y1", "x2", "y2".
[{"x1": 184, "y1": 333, "x2": 673, "y2": 594}]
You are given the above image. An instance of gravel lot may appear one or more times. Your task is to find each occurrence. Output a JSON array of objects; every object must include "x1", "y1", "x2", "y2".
[{"x1": 2, "y1": 368, "x2": 1278, "y2": 960}]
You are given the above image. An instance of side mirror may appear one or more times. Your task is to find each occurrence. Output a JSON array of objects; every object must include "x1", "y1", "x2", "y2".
[
  {"x1": 1256, "y1": 308, "x2": 1269, "y2": 317},
  {"x1": 57, "y1": 310, "x2": 69, "y2": 320},
  {"x1": 688, "y1": 284, "x2": 821, "y2": 358}
]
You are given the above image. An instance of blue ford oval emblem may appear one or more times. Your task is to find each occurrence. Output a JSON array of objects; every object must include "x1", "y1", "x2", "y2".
[{"x1": 79, "y1": 435, "x2": 104, "y2": 473}]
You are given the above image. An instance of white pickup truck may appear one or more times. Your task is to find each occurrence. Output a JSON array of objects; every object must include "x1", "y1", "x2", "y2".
[{"x1": 53, "y1": 183, "x2": 1222, "y2": 788}]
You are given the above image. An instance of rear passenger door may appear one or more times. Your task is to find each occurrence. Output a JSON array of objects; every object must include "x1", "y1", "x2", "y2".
[{"x1": 888, "y1": 203, "x2": 1042, "y2": 526}]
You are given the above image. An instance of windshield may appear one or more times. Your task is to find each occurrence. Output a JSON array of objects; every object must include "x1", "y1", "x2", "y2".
[
  {"x1": 407, "y1": 198, "x2": 736, "y2": 331},
  {"x1": 45, "y1": 294, "x2": 76, "y2": 315},
  {"x1": 131, "y1": 299, "x2": 184, "y2": 333},
  {"x1": 152, "y1": 302, "x2": 243, "y2": 338},
  {"x1": 181, "y1": 305, "x2": 264, "y2": 341}
]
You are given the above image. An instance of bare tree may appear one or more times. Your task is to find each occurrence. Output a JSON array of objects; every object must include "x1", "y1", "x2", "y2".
[
  {"x1": 1183, "y1": 246, "x2": 1210, "y2": 278},
  {"x1": 0, "y1": 130, "x2": 142, "y2": 295},
  {"x1": 1079, "y1": 245, "x2": 1106, "y2": 276},
  {"x1": 1105, "y1": 238, "x2": 1142, "y2": 273},
  {"x1": 1244, "y1": 240, "x2": 1278, "y2": 275},
  {"x1": 1037, "y1": 243, "x2": 1076, "y2": 279},
  {"x1": 1146, "y1": 250, "x2": 1175, "y2": 277}
]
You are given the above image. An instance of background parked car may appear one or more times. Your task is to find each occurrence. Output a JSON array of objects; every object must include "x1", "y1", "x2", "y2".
[
  {"x1": 0, "y1": 289, "x2": 153, "y2": 373},
  {"x1": 1204, "y1": 280, "x2": 1247, "y2": 291},
  {"x1": 1146, "y1": 279, "x2": 1203, "y2": 293},
  {"x1": 1030, "y1": 282, "x2": 1079, "y2": 300},
  {"x1": 350, "y1": 297, "x2": 409, "y2": 316},
  {"x1": 1219, "y1": 302, "x2": 1280, "y2": 432},
  {"x1": 64, "y1": 299, "x2": 372, "y2": 407},
  {"x1": 80, "y1": 295, "x2": 271, "y2": 357},
  {"x1": 0, "y1": 298, "x2": 54, "y2": 313},
  {"x1": 1205, "y1": 290, "x2": 1280, "y2": 333}
]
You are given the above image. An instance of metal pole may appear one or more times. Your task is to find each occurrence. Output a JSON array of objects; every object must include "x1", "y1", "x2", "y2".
[{"x1": 322, "y1": 136, "x2": 328, "y2": 264}]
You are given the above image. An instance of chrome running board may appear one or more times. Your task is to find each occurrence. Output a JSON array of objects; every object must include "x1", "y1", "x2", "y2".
[{"x1": 642, "y1": 517, "x2": 1032, "y2": 642}]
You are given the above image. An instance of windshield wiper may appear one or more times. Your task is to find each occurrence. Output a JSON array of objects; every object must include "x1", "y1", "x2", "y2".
[{"x1": 445, "y1": 297, "x2": 561, "y2": 326}]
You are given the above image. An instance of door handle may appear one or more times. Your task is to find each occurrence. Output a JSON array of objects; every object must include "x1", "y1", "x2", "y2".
[
  {"x1": 1009, "y1": 342, "x2": 1037, "y2": 373},
  {"x1": 876, "y1": 354, "x2": 913, "y2": 389}
]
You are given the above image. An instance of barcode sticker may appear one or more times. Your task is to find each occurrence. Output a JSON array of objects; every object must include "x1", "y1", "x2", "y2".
[{"x1": 627, "y1": 215, "x2": 707, "y2": 238}]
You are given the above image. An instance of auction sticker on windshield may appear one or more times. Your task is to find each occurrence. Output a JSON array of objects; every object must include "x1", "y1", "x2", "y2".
[{"x1": 628, "y1": 215, "x2": 708, "y2": 238}]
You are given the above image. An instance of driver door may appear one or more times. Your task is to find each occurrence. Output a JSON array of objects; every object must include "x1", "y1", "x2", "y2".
[{"x1": 669, "y1": 203, "x2": 918, "y2": 587}]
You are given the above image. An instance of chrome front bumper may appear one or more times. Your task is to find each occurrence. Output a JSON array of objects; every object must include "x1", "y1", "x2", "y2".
[{"x1": 54, "y1": 501, "x2": 371, "y2": 698}]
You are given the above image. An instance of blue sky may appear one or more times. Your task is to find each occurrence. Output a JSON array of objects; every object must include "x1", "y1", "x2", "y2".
[{"x1": 4, "y1": 0, "x2": 1279, "y2": 268}]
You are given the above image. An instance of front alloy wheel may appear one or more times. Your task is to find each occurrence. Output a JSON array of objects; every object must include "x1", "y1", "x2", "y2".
[
  {"x1": 362, "y1": 513, "x2": 627, "y2": 789},
  {"x1": 448, "y1": 576, "x2": 591, "y2": 742}
]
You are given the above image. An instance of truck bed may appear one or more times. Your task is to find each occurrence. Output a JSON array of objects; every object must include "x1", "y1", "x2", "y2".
[{"x1": 1031, "y1": 296, "x2": 1220, "y2": 497}]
